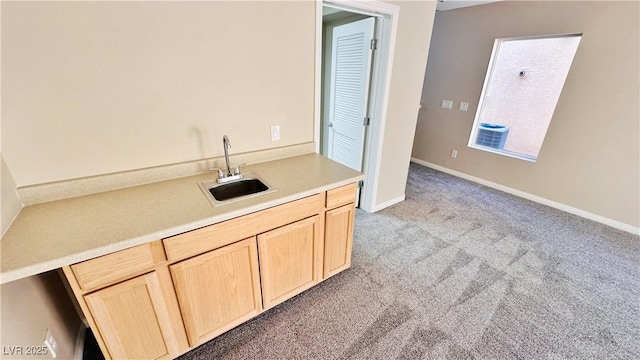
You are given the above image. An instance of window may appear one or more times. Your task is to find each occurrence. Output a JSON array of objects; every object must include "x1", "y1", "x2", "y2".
[{"x1": 468, "y1": 34, "x2": 582, "y2": 162}]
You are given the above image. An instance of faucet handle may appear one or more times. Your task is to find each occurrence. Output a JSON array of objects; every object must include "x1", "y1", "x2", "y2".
[
  {"x1": 208, "y1": 168, "x2": 225, "y2": 179},
  {"x1": 234, "y1": 163, "x2": 248, "y2": 175}
]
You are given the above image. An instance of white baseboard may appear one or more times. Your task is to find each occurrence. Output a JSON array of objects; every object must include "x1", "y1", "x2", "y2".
[
  {"x1": 372, "y1": 194, "x2": 406, "y2": 212},
  {"x1": 410, "y1": 158, "x2": 640, "y2": 236}
]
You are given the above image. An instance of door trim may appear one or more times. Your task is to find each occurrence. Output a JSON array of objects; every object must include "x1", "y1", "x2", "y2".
[{"x1": 315, "y1": 0, "x2": 399, "y2": 213}]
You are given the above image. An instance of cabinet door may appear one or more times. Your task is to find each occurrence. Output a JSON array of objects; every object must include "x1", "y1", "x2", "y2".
[
  {"x1": 84, "y1": 272, "x2": 175, "y2": 360},
  {"x1": 169, "y1": 238, "x2": 262, "y2": 347},
  {"x1": 258, "y1": 215, "x2": 323, "y2": 309},
  {"x1": 324, "y1": 203, "x2": 355, "y2": 279}
]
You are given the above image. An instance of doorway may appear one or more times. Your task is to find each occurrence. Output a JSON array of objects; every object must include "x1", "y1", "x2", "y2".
[{"x1": 315, "y1": 0, "x2": 399, "y2": 212}]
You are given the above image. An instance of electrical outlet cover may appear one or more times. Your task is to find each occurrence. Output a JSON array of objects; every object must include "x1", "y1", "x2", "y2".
[
  {"x1": 270, "y1": 125, "x2": 280, "y2": 141},
  {"x1": 44, "y1": 329, "x2": 57, "y2": 358}
]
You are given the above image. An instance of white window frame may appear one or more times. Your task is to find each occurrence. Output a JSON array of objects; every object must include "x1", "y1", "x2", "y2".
[{"x1": 468, "y1": 33, "x2": 582, "y2": 162}]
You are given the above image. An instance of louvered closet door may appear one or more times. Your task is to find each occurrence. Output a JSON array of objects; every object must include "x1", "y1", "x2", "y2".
[{"x1": 328, "y1": 17, "x2": 375, "y2": 171}]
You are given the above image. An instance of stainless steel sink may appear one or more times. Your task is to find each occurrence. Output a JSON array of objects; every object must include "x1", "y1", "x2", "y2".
[{"x1": 198, "y1": 173, "x2": 277, "y2": 206}]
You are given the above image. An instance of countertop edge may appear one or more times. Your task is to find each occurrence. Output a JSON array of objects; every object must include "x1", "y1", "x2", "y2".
[{"x1": 1, "y1": 173, "x2": 363, "y2": 284}]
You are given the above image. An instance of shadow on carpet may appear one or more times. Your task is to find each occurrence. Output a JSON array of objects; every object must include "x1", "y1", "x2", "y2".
[{"x1": 179, "y1": 163, "x2": 640, "y2": 359}]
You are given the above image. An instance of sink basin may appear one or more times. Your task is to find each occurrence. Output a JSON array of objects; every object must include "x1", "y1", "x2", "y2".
[
  {"x1": 198, "y1": 173, "x2": 277, "y2": 206},
  {"x1": 210, "y1": 178, "x2": 268, "y2": 201}
]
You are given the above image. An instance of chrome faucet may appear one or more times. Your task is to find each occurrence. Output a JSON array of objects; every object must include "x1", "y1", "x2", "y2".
[
  {"x1": 210, "y1": 135, "x2": 244, "y2": 183},
  {"x1": 223, "y1": 135, "x2": 232, "y2": 177}
]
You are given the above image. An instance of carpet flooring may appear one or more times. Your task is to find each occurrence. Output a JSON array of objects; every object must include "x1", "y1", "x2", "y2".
[{"x1": 179, "y1": 163, "x2": 640, "y2": 359}]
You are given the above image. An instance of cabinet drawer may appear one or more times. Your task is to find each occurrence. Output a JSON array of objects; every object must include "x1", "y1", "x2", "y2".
[
  {"x1": 71, "y1": 241, "x2": 166, "y2": 291},
  {"x1": 326, "y1": 183, "x2": 357, "y2": 209},
  {"x1": 164, "y1": 194, "x2": 324, "y2": 262}
]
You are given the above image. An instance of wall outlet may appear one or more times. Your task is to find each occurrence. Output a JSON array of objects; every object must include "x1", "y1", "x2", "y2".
[
  {"x1": 451, "y1": 149, "x2": 458, "y2": 158},
  {"x1": 458, "y1": 102, "x2": 469, "y2": 111},
  {"x1": 441, "y1": 100, "x2": 453, "y2": 110},
  {"x1": 44, "y1": 329, "x2": 57, "y2": 358},
  {"x1": 270, "y1": 125, "x2": 280, "y2": 141}
]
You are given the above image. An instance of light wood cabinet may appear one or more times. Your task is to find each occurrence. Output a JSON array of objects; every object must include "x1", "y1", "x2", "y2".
[
  {"x1": 324, "y1": 203, "x2": 355, "y2": 279},
  {"x1": 70, "y1": 241, "x2": 165, "y2": 292},
  {"x1": 63, "y1": 182, "x2": 358, "y2": 360},
  {"x1": 324, "y1": 183, "x2": 357, "y2": 279},
  {"x1": 84, "y1": 272, "x2": 177, "y2": 360},
  {"x1": 169, "y1": 237, "x2": 262, "y2": 347},
  {"x1": 163, "y1": 194, "x2": 324, "y2": 262},
  {"x1": 62, "y1": 242, "x2": 189, "y2": 360},
  {"x1": 258, "y1": 215, "x2": 323, "y2": 309},
  {"x1": 326, "y1": 183, "x2": 358, "y2": 209}
]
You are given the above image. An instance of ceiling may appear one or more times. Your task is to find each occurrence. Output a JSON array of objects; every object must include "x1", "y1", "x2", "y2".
[
  {"x1": 323, "y1": 1, "x2": 502, "y2": 16},
  {"x1": 322, "y1": 0, "x2": 503, "y2": 22},
  {"x1": 436, "y1": 0, "x2": 502, "y2": 12}
]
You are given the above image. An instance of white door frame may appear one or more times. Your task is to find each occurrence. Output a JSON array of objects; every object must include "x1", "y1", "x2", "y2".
[{"x1": 314, "y1": 0, "x2": 399, "y2": 213}]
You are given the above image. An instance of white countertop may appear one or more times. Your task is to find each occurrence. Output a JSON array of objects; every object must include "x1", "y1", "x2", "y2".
[{"x1": 0, "y1": 154, "x2": 363, "y2": 284}]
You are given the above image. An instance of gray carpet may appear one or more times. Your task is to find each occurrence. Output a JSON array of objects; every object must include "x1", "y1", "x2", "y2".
[{"x1": 179, "y1": 163, "x2": 640, "y2": 359}]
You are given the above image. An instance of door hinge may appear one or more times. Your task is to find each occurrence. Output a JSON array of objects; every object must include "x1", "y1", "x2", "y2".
[
  {"x1": 363, "y1": 117, "x2": 370, "y2": 126},
  {"x1": 358, "y1": 180, "x2": 364, "y2": 188},
  {"x1": 370, "y1": 38, "x2": 377, "y2": 50}
]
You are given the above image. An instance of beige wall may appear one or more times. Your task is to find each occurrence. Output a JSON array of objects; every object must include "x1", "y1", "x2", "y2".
[
  {"x1": 412, "y1": 1, "x2": 640, "y2": 228},
  {"x1": 2, "y1": 1, "x2": 315, "y2": 187},
  {"x1": 1, "y1": 271, "x2": 82, "y2": 360},
  {"x1": 0, "y1": 2, "x2": 440, "y2": 356},
  {"x1": 1, "y1": 155, "x2": 22, "y2": 235},
  {"x1": 376, "y1": 0, "x2": 437, "y2": 206},
  {"x1": 1, "y1": 1, "x2": 315, "y2": 357},
  {"x1": 2, "y1": 0, "x2": 439, "y2": 210}
]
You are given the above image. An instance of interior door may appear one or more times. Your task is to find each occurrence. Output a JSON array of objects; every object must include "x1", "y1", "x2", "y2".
[{"x1": 327, "y1": 17, "x2": 375, "y2": 172}]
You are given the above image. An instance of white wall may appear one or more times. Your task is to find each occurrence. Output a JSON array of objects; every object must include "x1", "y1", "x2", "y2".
[
  {"x1": 375, "y1": 0, "x2": 437, "y2": 207},
  {"x1": 1, "y1": 155, "x2": 22, "y2": 235},
  {"x1": 0, "y1": 2, "x2": 22, "y2": 235},
  {"x1": 3, "y1": 0, "x2": 440, "y2": 213},
  {"x1": 2, "y1": 1, "x2": 316, "y2": 187},
  {"x1": 1, "y1": 2, "x2": 315, "y2": 357},
  {"x1": 0, "y1": 3, "x2": 441, "y2": 357}
]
